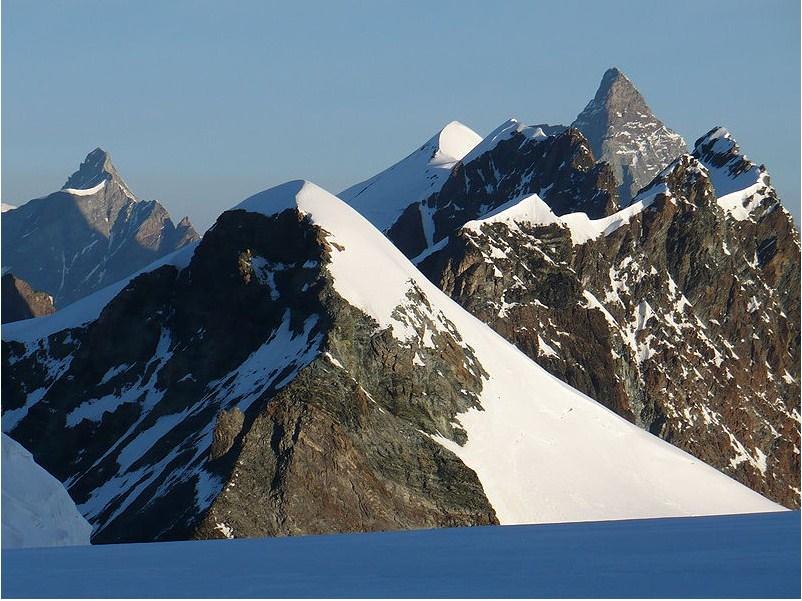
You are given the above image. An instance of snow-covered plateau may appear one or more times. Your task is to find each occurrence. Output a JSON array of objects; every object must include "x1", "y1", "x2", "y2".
[{"x1": 2, "y1": 512, "x2": 798, "y2": 598}]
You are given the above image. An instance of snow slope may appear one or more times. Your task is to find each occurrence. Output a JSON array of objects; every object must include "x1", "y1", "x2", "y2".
[
  {"x1": 693, "y1": 127, "x2": 775, "y2": 222},
  {"x1": 236, "y1": 180, "x2": 782, "y2": 524},
  {"x1": 339, "y1": 121, "x2": 481, "y2": 231},
  {"x1": 2, "y1": 512, "x2": 798, "y2": 598},
  {"x1": 464, "y1": 181, "x2": 667, "y2": 247},
  {"x1": 1, "y1": 434, "x2": 92, "y2": 549},
  {"x1": 1, "y1": 203, "x2": 16, "y2": 213}
]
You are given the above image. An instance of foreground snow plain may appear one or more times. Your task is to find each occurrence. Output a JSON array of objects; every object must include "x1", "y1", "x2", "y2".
[{"x1": 2, "y1": 512, "x2": 798, "y2": 598}]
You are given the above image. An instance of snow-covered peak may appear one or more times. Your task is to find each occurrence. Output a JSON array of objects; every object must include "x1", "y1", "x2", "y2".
[
  {"x1": 692, "y1": 126, "x2": 763, "y2": 194},
  {"x1": 339, "y1": 122, "x2": 481, "y2": 232},
  {"x1": 238, "y1": 180, "x2": 434, "y2": 337},
  {"x1": 62, "y1": 147, "x2": 135, "y2": 199},
  {"x1": 2, "y1": 434, "x2": 92, "y2": 549},
  {"x1": 5, "y1": 177, "x2": 784, "y2": 526},
  {"x1": 434, "y1": 121, "x2": 484, "y2": 164},
  {"x1": 692, "y1": 127, "x2": 773, "y2": 221},
  {"x1": 1, "y1": 202, "x2": 16, "y2": 213},
  {"x1": 237, "y1": 180, "x2": 781, "y2": 523}
]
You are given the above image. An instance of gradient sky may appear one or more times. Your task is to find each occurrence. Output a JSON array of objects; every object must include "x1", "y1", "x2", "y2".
[{"x1": 2, "y1": 0, "x2": 799, "y2": 231}]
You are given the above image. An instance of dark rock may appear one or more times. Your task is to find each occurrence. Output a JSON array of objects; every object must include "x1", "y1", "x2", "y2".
[
  {"x1": 1, "y1": 273, "x2": 56, "y2": 323},
  {"x1": 209, "y1": 408, "x2": 245, "y2": 461}
]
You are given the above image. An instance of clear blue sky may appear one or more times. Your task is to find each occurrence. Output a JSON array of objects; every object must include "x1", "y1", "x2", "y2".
[{"x1": 2, "y1": 0, "x2": 799, "y2": 230}]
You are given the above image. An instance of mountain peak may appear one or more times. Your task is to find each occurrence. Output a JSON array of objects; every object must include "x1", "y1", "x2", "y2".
[
  {"x1": 62, "y1": 147, "x2": 134, "y2": 198},
  {"x1": 572, "y1": 68, "x2": 687, "y2": 206},
  {"x1": 597, "y1": 67, "x2": 633, "y2": 94},
  {"x1": 339, "y1": 122, "x2": 480, "y2": 233},
  {"x1": 435, "y1": 121, "x2": 482, "y2": 161},
  {"x1": 691, "y1": 126, "x2": 770, "y2": 213}
]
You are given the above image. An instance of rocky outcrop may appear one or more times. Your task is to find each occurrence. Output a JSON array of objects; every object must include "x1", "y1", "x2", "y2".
[
  {"x1": 1, "y1": 148, "x2": 198, "y2": 307},
  {"x1": 2, "y1": 206, "x2": 496, "y2": 544},
  {"x1": 572, "y1": 67, "x2": 687, "y2": 205},
  {"x1": 1, "y1": 274, "x2": 56, "y2": 323},
  {"x1": 420, "y1": 148, "x2": 800, "y2": 508}
]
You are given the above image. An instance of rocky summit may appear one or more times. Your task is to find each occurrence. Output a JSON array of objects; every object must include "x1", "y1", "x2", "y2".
[
  {"x1": 572, "y1": 67, "x2": 688, "y2": 205},
  {"x1": 1, "y1": 148, "x2": 198, "y2": 308},
  {"x1": 2, "y1": 180, "x2": 780, "y2": 544}
]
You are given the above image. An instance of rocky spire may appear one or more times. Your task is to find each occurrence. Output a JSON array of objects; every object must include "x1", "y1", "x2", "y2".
[
  {"x1": 572, "y1": 67, "x2": 687, "y2": 206},
  {"x1": 62, "y1": 147, "x2": 135, "y2": 198}
]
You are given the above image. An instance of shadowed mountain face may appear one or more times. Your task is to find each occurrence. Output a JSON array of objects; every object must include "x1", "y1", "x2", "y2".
[
  {"x1": 1, "y1": 149, "x2": 198, "y2": 308},
  {"x1": 1, "y1": 274, "x2": 56, "y2": 324},
  {"x1": 572, "y1": 68, "x2": 687, "y2": 205}
]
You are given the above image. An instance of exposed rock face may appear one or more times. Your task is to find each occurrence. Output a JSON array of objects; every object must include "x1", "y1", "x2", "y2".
[
  {"x1": 1, "y1": 148, "x2": 199, "y2": 307},
  {"x1": 382, "y1": 121, "x2": 619, "y2": 258},
  {"x1": 572, "y1": 68, "x2": 687, "y2": 205},
  {"x1": 2, "y1": 274, "x2": 56, "y2": 323},
  {"x1": 2, "y1": 206, "x2": 496, "y2": 544},
  {"x1": 420, "y1": 145, "x2": 800, "y2": 508}
]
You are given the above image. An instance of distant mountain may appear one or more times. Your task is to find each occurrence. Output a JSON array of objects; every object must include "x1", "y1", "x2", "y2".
[
  {"x1": 2, "y1": 433, "x2": 92, "y2": 549},
  {"x1": 1, "y1": 202, "x2": 16, "y2": 212},
  {"x1": 1, "y1": 273, "x2": 56, "y2": 323},
  {"x1": 339, "y1": 121, "x2": 482, "y2": 232},
  {"x1": 572, "y1": 67, "x2": 687, "y2": 205},
  {"x1": 1, "y1": 148, "x2": 199, "y2": 307},
  {"x1": 2, "y1": 180, "x2": 779, "y2": 544}
]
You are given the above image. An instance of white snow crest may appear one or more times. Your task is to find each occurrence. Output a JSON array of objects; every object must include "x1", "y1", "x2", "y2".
[
  {"x1": 464, "y1": 184, "x2": 667, "y2": 246},
  {"x1": 338, "y1": 121, "x2": 481, "y2": 232},
  {"x1": 62, "y1": 180, "x2": 107, "y2": 197}
]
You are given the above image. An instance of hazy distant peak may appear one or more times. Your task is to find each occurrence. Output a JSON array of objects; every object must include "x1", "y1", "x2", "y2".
[{"x1": 62, "y1": 147, "x2": 134, "y2": 198}]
